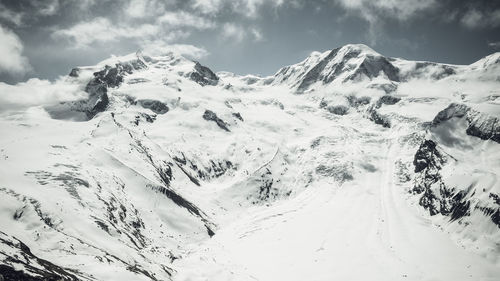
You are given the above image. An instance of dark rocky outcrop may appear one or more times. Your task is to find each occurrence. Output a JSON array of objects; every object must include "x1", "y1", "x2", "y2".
[
  {"x1": 376, "y1": 95, "x2": 401, "y2": 108},
  {"x1": 411, "y1": 140, "x2": 492, "y2": 224},
  {"x1": 413, "y1": 140, "x2": 445, "y2": 173},
  {"x1": 232, "y1": 112, "x2": 244, "y2": 121},
  {"x1": 295, "y1": 46, "x2": 400, "y2": 92},
  {"x1": 346, "y1": 95, "x2": 371, "y2": 107},
  {"x1": 189, "y1": 62, "x2": 219, "y2": 86},
  {"x1": 50, "y1": 58, "x2": 147, "y2": 121},
  {"x1": 432, "y1": 103, "x2": 500, "y2": 143},
  {"x1": 135, "y1": 99, "x2": 169, "y2": 114},
  {"x1": 367, "y1": 107, "x2": 391, "y2": 128},
  {"x1": 412, "y1": 140, "x2": 455, "y2": 216},
  {"x1": 367, "y1": 83, "x2": 398, "y2": 93},
  {"x1": 297, "y1": 48, "x2": 342, "y2": 91},
  {"x1": 400, "y1": 62, "x2": 456, "y2": 81},
  {"x1": 475, "y1": 193, "x2": 500, "y2": 228},
  {"x1": 173, "y1": 152, "x2": 235, "y2": 182},
  {"x1": 68, "y1": 68, "x2": 80, "y2": 77},
  {"x1": 327, "y1": 105, "x2": 349, "y2": 115},
  {"x1": 0, "y1": 231, "x2": 82, "y2": 281},
  {"x1": 345, "y1": 55, "x2": 400, "y2": 82},
  {"x1": 203, "y1": 110, "x2": 230, "y2": 132}
]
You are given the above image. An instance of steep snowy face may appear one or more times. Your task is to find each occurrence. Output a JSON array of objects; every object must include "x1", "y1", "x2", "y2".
[
  {"x1": 1, "y1": 45, "x2": 500, "y2": 281},
  {"x1": 270, "y1": 44, "x2": 400, "y2": 92},
  {"x1": 46, "y1": 51, "x2": 220, "y2": 121},
  {"x1": 265, "y1": 44, "x2": 497, "y2": 95}
]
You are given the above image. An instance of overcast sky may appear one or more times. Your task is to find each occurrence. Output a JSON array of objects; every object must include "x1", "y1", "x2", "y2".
[{"x1": 1, "y1": 0, "x2": 500, "y2": 84}]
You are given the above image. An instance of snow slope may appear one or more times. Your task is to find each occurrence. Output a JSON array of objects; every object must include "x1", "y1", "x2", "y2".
[{"x1": 0, "y1": 44, "x2": 499, "y2": 280}]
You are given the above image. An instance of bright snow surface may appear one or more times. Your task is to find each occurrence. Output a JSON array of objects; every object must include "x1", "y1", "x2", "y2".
[{"x1": 0, "y1": 44, "x2": 499, "y2": 280}]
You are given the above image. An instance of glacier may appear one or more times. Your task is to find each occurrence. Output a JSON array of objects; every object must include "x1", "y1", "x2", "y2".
[{"x1": 0, "y1": 44, "x2": 499, "y2": 281}]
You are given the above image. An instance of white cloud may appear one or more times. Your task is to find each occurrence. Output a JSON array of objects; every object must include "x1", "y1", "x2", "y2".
[
  {"x1": 221, "y1": 23, "x2": 246, "y2": 42},
  {"x1": 52, "y1": 9, "x2": 217, "y2": 50},
  {"x1": 157, "y1": 11, "x2": 216, "y2": 29},
  {"x1": 488, "y1": 41, "x2": 500, "y2": 50},
  {"x1": 125, "y1": 0, "x2": 149, "y2": 18},
  {"x1": 52, "y1": 17, "x2": 161, "y2": 48},
  {"x1": 335, "y1": 0, "x2": 437, "y2": 21},
  {"x1": 0, "y1": 78, "x2": 86, "y2": 112},
  {"x1": 220, "y1": 23, "x2": 264, "y2": 43},
  {"x1": 192, "y1": 0, "x2": 285, "y2": 18},
  {"x1": 124, "y1": 0, "x2": 170, "y2": 18},
  {"x1": 461, "y1": 9, "x2": 500, "y2": 29},
  {"x1": 191, "y1": 0, "x2": 224, "y2": 15},
  {"x1": 333, "y1": 0, "x2": 437, "y2": 44},
  {"x1": 140, "y1": 40, "x2": 209, "y2": 58},
  {"x1": 251, "y1": 27, "x2": 264, "y2": 41},
  {"x1": 0, "y1": 25, "x2": 31, "y2": 76}
]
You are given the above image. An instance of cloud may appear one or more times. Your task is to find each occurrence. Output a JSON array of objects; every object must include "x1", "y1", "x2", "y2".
[
  {"x1": 335, "y1": 0, "x2": 437, "y2": 21},
  {"x1": 140, "y1": 40, "x2": 209, "y2": 58},
  {"x1": 52, "y1": 17, "x2": 162, "y2": 48},
  {"x1": 0, "y1": 3, "x2": 23, "y2": 26},
  {"x1": 250, "y1": 27, "x2": 264, "y2": 41},
  {"x1": 0, "y1": 25, "x2": 31, "y2": 76},
  {"x1": 460, "y1": 9, "x2": 500, "y2": 29},
  {"x1": 36, "y1": 0, "x2": 61, "y2": 16},
  {"x1": 220, "y1": 23, "x2": 264, "y2": 43},
  {"x1": 192, "y1": 0, "x2": 285, "y2": 18},
  {"x1": 333, "y1": 0, "x2": 437, "y2": 44},
  {"x1": 125, "y1": 0, "x2": 149, "y2": 18},
  {"x1": 191, "y1": 0, "x2": 224, "y2": 15},
  {"x1": 0, "y1": 78, "x2": 86, "y2": 112},
  {"x1": 488, "y1": 41, "x2": 500, "y2": 50},
  {"x1": 52, "y1": 8, "x2": 216, "y2": 49},
  {"x1": 221, "y1": 23, "x2": 246, "y2": 42},
  {"x1": 157, "y1": 11, "x2": 216, "y2": 29}
]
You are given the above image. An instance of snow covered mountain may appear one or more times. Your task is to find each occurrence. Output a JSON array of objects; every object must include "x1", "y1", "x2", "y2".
[{"x1": 1, "y1": 44, "x2": 499, "y2": 281}]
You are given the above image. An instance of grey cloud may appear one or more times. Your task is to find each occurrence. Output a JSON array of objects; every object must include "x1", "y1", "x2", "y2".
[
  {"x1": 0, "y1": 25, "x2": 31, "y2": 76},
  {"x1": 461, "y1": 9, "x2": 500, "y2": 29}
]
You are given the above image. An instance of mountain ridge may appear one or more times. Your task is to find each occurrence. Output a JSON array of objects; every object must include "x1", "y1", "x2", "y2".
[{"x1": 0, "y1": 43, "x2": 499, "y2": 281}]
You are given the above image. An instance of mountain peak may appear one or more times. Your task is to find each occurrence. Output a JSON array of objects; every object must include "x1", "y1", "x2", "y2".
[{"x1": 338, "y1": 43, "x2": 380, "y2": 56}]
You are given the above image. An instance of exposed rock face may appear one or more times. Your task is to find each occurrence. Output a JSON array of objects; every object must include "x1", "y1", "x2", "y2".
[
  {"x1": 346, "y1": 55, "x2": 400, "y2": 82},
  {"x1": 367, "y1": 107, "x2": 391, "y2": 128},
  {"x1": 327, "y1": 105, "x2": 349, "y2": 115},
  {"x1": 296, "y1": 48, "x2": 342, "y2": 91},
  {"x1": 412, "y1": 140, "x2": 499, "y2": 226},
  {"x1": 245, "y1": 150, "x2": 291, "y2": 204},
  {"x1": 401, "y1": 62, "x2": 456, "y2": 80},
  {"x1": 412, "y1": 140, "x2": 453, "y2": 216},
  {"x1": 232, "y1": 112, "x2": 244, "y2": 121},
  {"x1": 0, "y1": 231, "x2": 82, "y2": 281},
  {"x1": 413, "y1": 140, "x2": 445, "y2": 174},
  {"x1": 173, "y1": 152, "x2": 235, "y2": 183},
  {"x1": 135, "y1": 99, "x2": 169, "y2": 114},
  {"x1": 346, "y1": 95, "x2": 371, "y2": 107},
  {"x1": 203, "y1": 110, "x2": 230, "y2": 132},
  {"x1": 432, "y1": 103, "x2": 500, "y2": 143},
  {"x1": 376, "y1": 95, "x2": 401, "y2": 108},
  {"x1": 294, "y1": 45, "x2": 401, "y2": 92},
  {"x1": 367, "y1": 83, "x2": 397, "y2": 93},
  {"x1": 68, "y1": 67, "x2": 80, "y2": 77},
  {"x1": 51, "y1": 58, "x2": 148, "y2": 121},
  {"x1": 189, "y1": 62, "x2": 219, "y2": 86},
  {"x1": 476, "y1": 193, "x2": 500, "y2": 228},
  {"x1": 432, "y1": 103, "x2": 469, "y2": 124}
]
